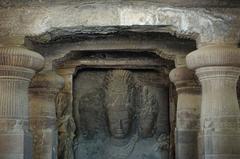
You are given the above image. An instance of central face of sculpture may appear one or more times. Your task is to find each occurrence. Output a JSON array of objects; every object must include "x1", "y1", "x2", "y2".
[
  {"x1": 108, "y1": 109, "x2": 130, "y2": 138},
  {"x1": 105, "y1": 70, "x2": 133, "y2": 139}
]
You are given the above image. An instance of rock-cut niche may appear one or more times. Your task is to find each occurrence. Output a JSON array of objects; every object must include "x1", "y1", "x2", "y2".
[{"x1": 73, "y1": 68, "x2": 170, "y2": 159}]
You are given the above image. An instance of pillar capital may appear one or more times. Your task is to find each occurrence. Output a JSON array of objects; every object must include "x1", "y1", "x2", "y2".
[
  {"x1": 169, "y1": 67, "x2": 200, "y2": 94},
  {"x1": 56, "y1": 68, "x2": 76, "y2": 94},
  {"x1": 30, "y1": 70, "x2": 64, "y2": 118},
  {"x1": 30, "y1": 70, "x2": 64, "y2": 94},
  {"x1": 174, "y1": 55, "x2": 187, "y2": 68},
  {"x1": 186, "y1": 44, "x2": 240, "y2": 70},
  {"x1": 0, "y1": 46, "x2": 44, "y2": 71},
  {"x1": 56, "y1": 68, "x2": 76, "y2": 76},
  {"x1": 0, "y1": 46, "x2": 44, "y2": 81}
]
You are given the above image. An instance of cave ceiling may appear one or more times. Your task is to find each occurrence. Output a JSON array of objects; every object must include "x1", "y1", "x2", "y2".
[{"x1": 1, "y1": 0, "x2": 240, "y2": 8}]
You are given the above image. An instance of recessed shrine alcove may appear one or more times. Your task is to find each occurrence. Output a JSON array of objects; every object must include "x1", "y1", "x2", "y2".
[
  {"x1": 56, "y1": 50, "x2": 174, "y2": 159},
  {"x1": 73, "y1": 68, "x2": 170, "y2": 159}
]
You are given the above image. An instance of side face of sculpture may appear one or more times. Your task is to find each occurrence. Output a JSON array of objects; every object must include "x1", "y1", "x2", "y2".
[
  {"x1": 134, "y1": 70, "x2": 170, "y2": 138},
  {"x1": 138, "y1": 87, "x2": 158, "y2": 138},
  {"x1": 73, "y1": 69, "x2": 108, "y2": 138}
]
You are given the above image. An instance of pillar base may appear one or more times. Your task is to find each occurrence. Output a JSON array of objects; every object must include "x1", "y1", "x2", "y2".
[
  {"x1": 0, "y1": 132, "x2": 32, "y2": 159},
  {"x1": 175, "y1": 129, "x2": 198, "y2": 159}
]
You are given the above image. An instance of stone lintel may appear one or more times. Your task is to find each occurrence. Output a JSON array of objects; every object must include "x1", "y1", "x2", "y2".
[{"x1": 169, "y1": 67, "x2": 200, "y2": 94}]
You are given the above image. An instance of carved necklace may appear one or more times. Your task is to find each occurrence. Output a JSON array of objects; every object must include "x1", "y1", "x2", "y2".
[{"x1": 105, "y1": 134, "x2": 138, "y2": 159}]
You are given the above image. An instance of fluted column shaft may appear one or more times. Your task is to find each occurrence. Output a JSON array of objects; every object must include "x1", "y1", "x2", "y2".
[
  {"x1": 186, "y1": 45, "x2": 240, "y2": 159},
  {"x1": 29, "y1": 71, "x2": 64, "y2": 159},
  {"x1": 0, "y1": 46, "x2": 44, "y2": 159},
  {"x1": 170, "y1": 67, "x2": 201, "y2": 159}
]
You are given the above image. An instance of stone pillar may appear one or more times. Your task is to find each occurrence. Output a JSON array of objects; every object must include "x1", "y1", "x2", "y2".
[
  {"x1": 0, "y1": 46, "x2": 44, "y2": 159},
  {"x1": 29, "y1": 71, "x2": 64, "y2": 159},
  {"x1": 186, "y1": 45, "x2": 240, "y2": 159},
  {"x1": 170, "y1": 64, "x2": 201, "y2": 159},
  {"x1": 56, "y1": 68, "x2": 76, "y2": 159}
]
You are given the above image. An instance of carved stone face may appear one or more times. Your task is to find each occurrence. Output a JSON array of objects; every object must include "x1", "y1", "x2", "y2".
[
  {"x1": 139, "y1": 112, "x2": 156, "y2": 138},
  {"x1": 108, "y1": 110, "x2": 130, "y2": 139},
  {"x1": 139, "y1": 87, "x2": 158, "y2": 137}
]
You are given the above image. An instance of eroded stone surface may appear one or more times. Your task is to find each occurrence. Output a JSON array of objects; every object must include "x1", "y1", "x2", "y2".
[
  {"x1": 1, "y1": 0, "x2": 240, "y2": 8},
  {"x1": 0, "y1": 1, "x2": 239, "y2": 46}
]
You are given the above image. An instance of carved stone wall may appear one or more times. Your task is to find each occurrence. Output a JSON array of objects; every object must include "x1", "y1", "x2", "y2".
[
  {"x1": 56, "y1": 69, "x2": 76, "y2": 159},
  {"x1": 133, "y1": 70, "x2": 170, "y2": 158},
  {"x1": 72, "y1": 68, "x2": 171, "y2": 159},
  {"x1": 73, "y1": 69, "x2": 108, "y2": 139}
]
